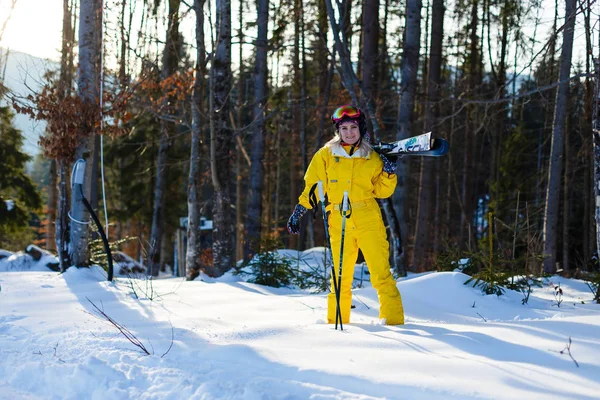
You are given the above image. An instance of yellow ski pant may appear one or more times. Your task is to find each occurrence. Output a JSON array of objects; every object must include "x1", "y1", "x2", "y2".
[{"x1": 326, "y1": 199, "x2": 404, "y2": 325}]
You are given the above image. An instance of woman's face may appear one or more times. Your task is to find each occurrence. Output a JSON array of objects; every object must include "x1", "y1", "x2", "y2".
[{"x1": 338, "y1": 121, "x2": 360, "y2": 145}]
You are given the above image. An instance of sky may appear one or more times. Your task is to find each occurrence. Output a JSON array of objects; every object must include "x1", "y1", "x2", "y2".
[
  {"x1": 1, "y1": 247, "x2": 600, "y2": 399},
  {"x1": 0, "y1": 0, "x2": 591, "y2": 68},
  {"x1": 0, "y1": 0, "x2": 63, "y2": 61}
]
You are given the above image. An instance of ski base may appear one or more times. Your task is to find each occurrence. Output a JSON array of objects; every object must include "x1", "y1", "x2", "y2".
[{"x1": 372, "y1": 133, "x2": 449, "y2": 157}]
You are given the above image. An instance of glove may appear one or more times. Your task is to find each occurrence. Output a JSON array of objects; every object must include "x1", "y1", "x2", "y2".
[
  {"x1": 287, "y1": 204, "x2": 308, "y2": 234},
  {"x1": 380, "y1": 153, "x2": 397, "y2": 174}
]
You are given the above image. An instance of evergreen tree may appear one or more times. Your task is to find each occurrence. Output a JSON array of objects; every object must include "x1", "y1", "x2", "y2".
[{"x1": 0, "y1": 106, "x2": 42, "y2": 249}]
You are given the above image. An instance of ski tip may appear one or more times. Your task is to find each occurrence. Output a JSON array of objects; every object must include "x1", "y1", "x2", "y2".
[{"x1": 429, "y1": 138, "x2": 449, "y2": 156}]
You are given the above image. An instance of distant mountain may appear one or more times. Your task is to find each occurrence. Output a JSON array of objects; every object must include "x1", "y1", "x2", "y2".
[{"x1": 1, "y1": 49, "x2": 58, "y2": 157}]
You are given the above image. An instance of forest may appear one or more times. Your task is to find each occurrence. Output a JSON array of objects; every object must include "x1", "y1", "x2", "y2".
[{"x1": 0, "y1": 0, "x2": 597, "y2": 287}]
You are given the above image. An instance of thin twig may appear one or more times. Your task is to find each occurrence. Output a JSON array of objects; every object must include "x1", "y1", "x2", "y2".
[
  {"x1": 476, "y1": 312, "x2": 487, "y2": 322},
  {"x1": 86, "y1": 297, "x2": 151, "y2": 355},
  {"x1": 552, "y1": 336, "x2": 580, "y2": 367},
  {"x1": 353, "y1": 294, "x2": 370, "y2": 310},
  {"x1": 161, "y1": 320, "x2": 175, "y2": 358}
]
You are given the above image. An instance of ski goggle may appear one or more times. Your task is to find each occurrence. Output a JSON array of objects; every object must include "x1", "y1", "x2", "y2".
[{"x1": 331, "y1": 105, "x2": 361, "y2": 123}]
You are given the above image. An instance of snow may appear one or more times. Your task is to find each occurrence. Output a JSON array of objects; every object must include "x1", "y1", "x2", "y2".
[
  {"x1": 4, "y1": 200, "x2": 15, "y2": 211},
  {"x1": 1, "y1": 249, "x2": 600, "y2": 399}
]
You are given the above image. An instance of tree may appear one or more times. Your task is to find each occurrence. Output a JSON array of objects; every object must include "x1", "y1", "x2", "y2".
[
  {"x1": 70, "y1": 0, "x2": 102, "y2": 267},
  {"x1": 361, "y1": 0, "x2": 379, "y2": 104},
  {"x1": 186, "y1": 0, "x2": 208, "y2": 280},
  {"x1": 412, "y1": 0, "x2": 444, "y2": 269},
  {"x1": 148, "y1": 0, "x2": 181, "y2": 276},
  {"x1": 542, "y1": 0, "x2": 576, "y2": 274},
  {"x1": 0, "y1": 106, "x2": 42, "y2": 248},
  {"x1": 395, "y1": 0, "x2": 422, "y2": 270},
  {"x1": 245, "y1": 0, "x2": 269, "y2": 259},
  {"x1": 210, "y1": 0, "x2": 234, "y2": 276},
  {"x1": 459, "y1": 0, "x2": 481, "y2": 250},
  {"x1": 52, "y1": 0, "x2": 76, "y2": 270}
]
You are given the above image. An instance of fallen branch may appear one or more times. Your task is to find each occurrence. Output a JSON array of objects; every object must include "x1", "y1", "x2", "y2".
[{"x1": 86, "y1": 297, "x2": 150, "y2": 355}]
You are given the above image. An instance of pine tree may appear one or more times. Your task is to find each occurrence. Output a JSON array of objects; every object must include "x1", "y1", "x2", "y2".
[{"x1": 0, "y1": 106, "x2": 42, "y2": 249}]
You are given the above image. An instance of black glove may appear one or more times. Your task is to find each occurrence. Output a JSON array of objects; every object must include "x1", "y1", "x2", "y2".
[
  {"x1": 287, "y1": 204, "x2": 308, "y2": 234},
  {"x1": 380, "y1": 153, "x2": 397, "y2": 174}
]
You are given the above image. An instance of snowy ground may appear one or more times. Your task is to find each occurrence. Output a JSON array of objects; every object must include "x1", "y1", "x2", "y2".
[{"x1": 1, "y1": 249, "x2": 599, "y2": 399}]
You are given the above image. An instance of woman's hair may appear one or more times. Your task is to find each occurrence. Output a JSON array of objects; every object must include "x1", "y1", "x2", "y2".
[{"x1": 325, "y1": 129, "x2": 373, "y2": 156}]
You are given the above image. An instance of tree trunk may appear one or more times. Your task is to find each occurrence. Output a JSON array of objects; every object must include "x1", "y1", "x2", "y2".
[
  {"x1": 245, "y1": 0, "x2": 269, "y2": 257},
  {"x1": 57, "y1": 161, "x2": 71, "y2": 270},
  {"x1": 592, "y1": 57, "x2": 600, "y2": 269},
  {"x1": 412, "y1": 0, "x2": 444, "y2": 269},
  {"x1": 118, "y1": 0, "x2": 128, "y2": 87},
  {"x1": 492, "y1": 0, "x2": 509, "y2": 209},
  {"x1": 50, "y1": 0, "x2": 74, "y2": 252},
  {"x1": 235, "y1": 0, "x2": 245, "y2": 262},
  {"x1": 46, "y1": 160, "x2": 57, "y2": 250},
  {"x1": 542, "y1": 0, "x2": 576, "y2": 274},
  {"x1": 395, "y1": 0, "x2": 422, "y2": 270},
  {"x1": 460, "y1": 0, "x2": 479, "y2": 250},
  {"x1": 582, "y1": 0, "x2": 593, "y2": 265},
  {"x1": 210, "y1": 0, "x2": 234, "y2": 276},
  {"x1": 562, "y1": 112, "x2": 570, "y2": 272},
  {"x1": 186, "y1": 0, "x2": 207, "y2": 281},
  {"x1": 341, "y1": 0, "x2": 352, "y2": 51},
  {"x1": 537, "y1": 0, "x2": 559, "y2": 230},
  {"x1": 70, "y1": 0, "x2": 102, "y2": 267},
  {"x1": 315, "y1": 1, "x2": 331, "y2": 151},
  {"x1": 361, "y1": 0, "x2": 378, "y2": 103},
  {"x1": 148, "y1": 0, "x2": 180, "y2": 276}
]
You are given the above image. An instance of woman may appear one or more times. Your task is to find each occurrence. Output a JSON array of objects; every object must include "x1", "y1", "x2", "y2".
[{"x1": 287, "y1": 105, "x2": 404, "y2": 325}]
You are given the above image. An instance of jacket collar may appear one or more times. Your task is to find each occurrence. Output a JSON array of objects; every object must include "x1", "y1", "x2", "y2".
[{"x1": 328, "y1": 142, "x2": 371, "y2": 159}]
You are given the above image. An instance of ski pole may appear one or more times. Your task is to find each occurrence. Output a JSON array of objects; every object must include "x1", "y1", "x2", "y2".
[
  {"x1": 336, "y1": 191, "x2": 349, "y2": 330},
  {"x1": 317, "y1": 181, "x2": 343, "y2": 329}
]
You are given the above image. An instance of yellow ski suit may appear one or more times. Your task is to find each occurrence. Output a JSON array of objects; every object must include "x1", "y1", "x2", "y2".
[{"x1": 298, "y1": 143, "x2": 404, "y2": 325}]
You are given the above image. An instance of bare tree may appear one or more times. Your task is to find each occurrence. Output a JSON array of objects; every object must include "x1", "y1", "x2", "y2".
[
  {"x1": 460, "y1": 0, "x2": 480, "y2": 250},
  {"x1": 412, "y1": 0, "x2": 444, "y2": 269},
  {"x1": 235, "y1": 0, "x2": 245, "y2": 262},
  {"x1": 244, "y1": 0, "x2": 269, "y2": 258},
  {"x1": 148, "y1": 0, "x2": 181, "y2": 276},
  {"x1": 542, "y1": 0, "x2": 576, "y2": 273},
  {"x1": 70, "y1": 0, "x2": 102, "y2": 267},
  {"x1": 186, "y1": 0, "x2": 207, "y2": 281},
  {"x1": 52, "y1": 0, "x2": 76, "y2": 268},
  {"x1": 395, "y1": 0, "x2": 422, "y2": 270},
  {"x1": 361, "y1": 0, "x2": 379, "y2": 104},
  {"x1": 210, "y1": 0, "x2": 234, "y2": 276}
]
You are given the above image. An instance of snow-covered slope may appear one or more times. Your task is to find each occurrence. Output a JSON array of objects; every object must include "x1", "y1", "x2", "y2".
[
  {"x1": 1, "y1": 250, "x2": 599, "y2": 399},
  {"x1": 1, "y1": 49, "x2": 56, "y2": 157}
]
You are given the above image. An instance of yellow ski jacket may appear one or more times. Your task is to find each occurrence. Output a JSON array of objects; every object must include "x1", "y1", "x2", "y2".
[{"x1": 298, "y1": 143, "x2": 397, "y2": 209}]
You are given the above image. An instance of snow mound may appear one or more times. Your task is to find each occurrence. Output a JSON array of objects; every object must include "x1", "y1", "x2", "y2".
[
  {"x1": 0, "y1": 251, "x2": 58, "y2": 272},
  {"x1": 396, "y1": 271, "x2": 599, "y2": 323}
]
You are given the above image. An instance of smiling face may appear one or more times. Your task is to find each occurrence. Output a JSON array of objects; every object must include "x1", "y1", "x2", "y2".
[{"x1": 338, "y1": 121, "x2": 361, "y2": 145}]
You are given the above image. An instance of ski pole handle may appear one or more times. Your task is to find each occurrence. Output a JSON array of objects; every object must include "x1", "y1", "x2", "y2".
[
  {"x1": 342, "y1": 191, "x2": 349, "y2": 212},
  {"x1": 317, "y1": 181, "x2": 325, "y2": 203}
]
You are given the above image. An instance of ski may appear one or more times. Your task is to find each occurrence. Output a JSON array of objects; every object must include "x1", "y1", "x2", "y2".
[{"x1": 372, "y1": 132, "x2": 449, "y2": 157}]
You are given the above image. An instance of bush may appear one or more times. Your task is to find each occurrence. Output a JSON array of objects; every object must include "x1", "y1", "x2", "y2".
[
  {"x1": 90, "y1": 235, "x2": 137, "y2": 274},
  {"x1": 582, "y1": 272, "x2": 600, "y2": 304},
  {"x1": 235, "y1": 236, "x2": 296, "y2": 288},
  {"x1": 506, "y1": 275, "x2": 543, "y2": 304},
  {"x1": 235, "y1": 235, "x2": 328, "y2": 290}
]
